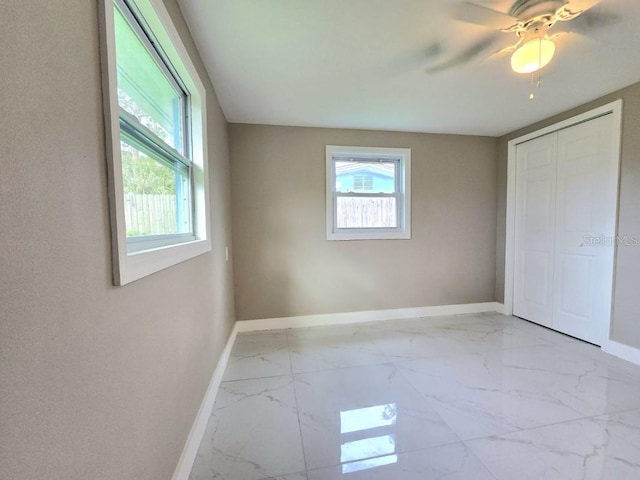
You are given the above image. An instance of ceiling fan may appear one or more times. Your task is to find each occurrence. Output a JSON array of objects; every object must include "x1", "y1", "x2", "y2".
[{"x1": 425, "y1": 0, "x2": 617, "y2": 77}]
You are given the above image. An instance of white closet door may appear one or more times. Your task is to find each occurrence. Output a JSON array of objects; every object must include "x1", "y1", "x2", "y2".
[
  {"x1": 552, "y1": 114, "x2": 617, "y2": 345},
  {"x1": 513, "y1": 133, "x2": 557, "y2": 328}
]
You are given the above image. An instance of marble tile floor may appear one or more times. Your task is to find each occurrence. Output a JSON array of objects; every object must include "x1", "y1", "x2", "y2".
[{"x1": 189, "y1": 313, "x2": 640, "y2": 480}]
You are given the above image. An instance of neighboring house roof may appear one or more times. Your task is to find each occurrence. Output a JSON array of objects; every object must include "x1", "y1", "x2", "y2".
[{"x1": 335, "y1": 162, "x2": 395, "y2": 179}]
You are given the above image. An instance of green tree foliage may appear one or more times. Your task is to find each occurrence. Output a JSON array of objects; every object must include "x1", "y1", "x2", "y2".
[
  {"x1": 118, "y1": 90, "x2": 177, "y2": 195},
  {"x1": 121, "y1": 144, "x2": 176, "y2": 195}
]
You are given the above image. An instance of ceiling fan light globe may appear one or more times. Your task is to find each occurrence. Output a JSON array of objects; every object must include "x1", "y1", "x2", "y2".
[{"x1": 511, "y1": 38, "x2": 556, "y2": 74}]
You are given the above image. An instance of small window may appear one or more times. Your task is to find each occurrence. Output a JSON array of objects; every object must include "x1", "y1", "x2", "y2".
[
  {"x1": 100, "y1": 0, "x2": 211, "y2": 284},
  {"x1": 326, "y1": 146, "x2": 411, "y2": 240}
]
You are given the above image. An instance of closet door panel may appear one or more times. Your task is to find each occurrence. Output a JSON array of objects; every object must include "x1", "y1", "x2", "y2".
[
  {"x1": 552, "y1": 114, "x2": 617, "y2": 345},
  {"x1": 513, "y1": 133, "x2": 557, "y2": 327}
]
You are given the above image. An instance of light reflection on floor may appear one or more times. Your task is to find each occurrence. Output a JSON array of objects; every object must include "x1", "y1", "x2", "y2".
[{"x1": 339, "y1": 403, "x2": 398, "y2": 473}]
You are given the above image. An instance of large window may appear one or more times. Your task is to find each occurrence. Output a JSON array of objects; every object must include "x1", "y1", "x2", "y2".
[
  {"x1": 326, "y1": 146, "x2": 411, "y2": 240},
  {"x1": 100, "y1": 0, "x2": 210, "y2": 285}
]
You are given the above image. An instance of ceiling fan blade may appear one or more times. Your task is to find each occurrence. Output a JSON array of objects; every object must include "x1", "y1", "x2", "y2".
[
  {"x1": 557, "y1": 0, "x2": 603, "y2": 20},
  {"x1": 551, "y1": 8, "x2": 619, "y2": 34},
  {"x1": 493, "y1": 38, "x2": 523, "y2": 58},
  {"x1": 424, "y1": 42, "x2": 444, "y2": 61},
  {"x1": 546, "y1": 32, "x2": 570, "y2": 41},
  {"x1": 566, "y1": 0, "x2": 603, "y2": 13},
  {"x1": 452, "y1": 2, "x2": 521, "y2": 30},
  {"x1": 425, "y1": 34, "x2": 501, "y2": 74}
]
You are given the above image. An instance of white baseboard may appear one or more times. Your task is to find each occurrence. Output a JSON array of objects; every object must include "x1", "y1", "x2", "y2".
[
  {"x1": 171, "y1": 322, "x2": 239, "y2": 480},
  {"x1": 236, "y1": 302, "x2": 502, "y2": 332},
  {"x1": 602, "y1": 340, "x2": 640, "y2": 366}
]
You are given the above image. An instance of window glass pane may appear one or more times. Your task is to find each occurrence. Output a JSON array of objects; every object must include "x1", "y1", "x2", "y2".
[
  {"x1": 335, "y1": 160, "x2": 396, "y2": 193},
  {"x1": 114, "y1": 5, "x2": 185, "y2": 153},
  {"x1": 121, "y1": 139, "x2": 191, "y2": 236},
  {"x1": 336, "y1": 196, "x2": 397, "y2": 229}
]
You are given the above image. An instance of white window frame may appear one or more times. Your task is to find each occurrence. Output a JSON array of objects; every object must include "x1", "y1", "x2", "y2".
[
  {"x1": 99, "y1": 0, "x2": 210, "y2": 285},
  {"x1": 326, "y1": 145, "x2": 411, "y2": 241}
]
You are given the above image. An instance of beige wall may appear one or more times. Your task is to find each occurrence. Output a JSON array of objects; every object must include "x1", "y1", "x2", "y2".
[
  {"x1": 0, "y1": 1, "x2": 234, "y2": 479},
  {"x1": 495, "y1": 81, "x2": 640, "y2": 348},
  {"x1": 230, "y1": 124, "x2": 498, "y2": 320}
]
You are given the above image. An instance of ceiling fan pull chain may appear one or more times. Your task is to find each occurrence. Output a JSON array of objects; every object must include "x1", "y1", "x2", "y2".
[
  {"x1": 530, "y1": 73, "x2": 535, "y2": 99},
  {"x1": 530, "y1": 38, "x2": 545, "y2": 99},
  {"x1": 537, "y1": 38, "x2": 543, "y2": 89}
]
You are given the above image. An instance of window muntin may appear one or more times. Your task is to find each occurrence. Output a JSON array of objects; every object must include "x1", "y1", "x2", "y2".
[
  {"x1": 113, "y1": 0, "x2": 193, "y2": 249},
  {"x1": 327, "y1": 146, "x2": 411, "y2": 240}
]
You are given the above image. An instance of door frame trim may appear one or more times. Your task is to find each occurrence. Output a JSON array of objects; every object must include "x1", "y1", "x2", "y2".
[{"x1": 503, "y1": 100, "x2": 623, "y2": 344}]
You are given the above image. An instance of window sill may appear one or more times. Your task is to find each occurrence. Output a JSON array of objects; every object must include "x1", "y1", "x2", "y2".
[
  {"x1": 115, "y1": 237, "x2": 211, "y2": 285},
  {"x1": 327, "y1": 230, "x2": 411, "y2": 241}
]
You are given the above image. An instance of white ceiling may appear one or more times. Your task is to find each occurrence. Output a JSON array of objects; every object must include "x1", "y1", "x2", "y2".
[{"x1": 177, "y1": 0, "x2": 640, "y2": 137}]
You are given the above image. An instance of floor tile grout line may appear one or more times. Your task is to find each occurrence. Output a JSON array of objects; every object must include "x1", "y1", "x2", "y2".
[
  {"x1": 292, "y1": 358, "x2": 482, "y2": 474},
  {"x1": 220, "y1": 372, "x2": 295, "y2": 384},
  {"x1": 390, "y1": 359, "x2": 465, "y2": 447},
  {"x1": 459, "y1": 404, "x2": 640, "y2": 445},
  {"x1": 291, "y1": 360, "x2": 395, "y2": 378},
  {"x1": 462, "y1": 406, "x2": 640, "y2": 480},
  {"x1": 307, "y1": 440, "x2": 462, "y2": 472},
  {"x1": 461, "y1": 440, "x2": 502, "y2": 480},
  {"x1": 212, "y1": 331, "x2": 308, "y2": 479},
  {"x1": 388, "y1": 333, "x2": 640, "y2": 445},
  {"x1": 300, "y1": 439, "x2": 500, "y2": 477},
  {"x1": 290, "y1": 339, "x2": 585, "y2": 378},
  {"x1": 255, "y1": 469, "x2": 307, "y2": 480},
  {"x1": 394, "y1": 350, "x2": 583, "y2": 442},
  {"x1": 410, "y1": 379, "x2": 580, "y2": 444},
  {"x1": 286, "y1": 330, "x2": 310, "y2": 477},
  {"x1": 222, "y1": 334, "x2": 292, "y2": 383}
]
